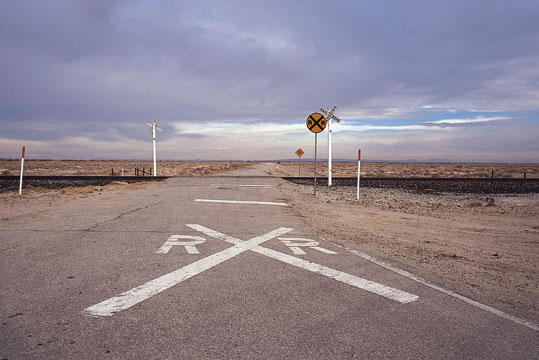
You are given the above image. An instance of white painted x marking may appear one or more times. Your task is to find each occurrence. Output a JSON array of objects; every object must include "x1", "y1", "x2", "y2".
[{"x1": 84, "y1": 225, "x2": 418, "y2": 317}]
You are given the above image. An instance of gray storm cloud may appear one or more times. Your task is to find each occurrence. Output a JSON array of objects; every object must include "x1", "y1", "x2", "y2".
[{"x1": 1, "y1": 0, "x2": 538, "y2": 160}]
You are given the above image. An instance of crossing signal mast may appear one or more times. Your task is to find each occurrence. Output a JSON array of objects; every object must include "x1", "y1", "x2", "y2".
[
  {"x1": 146, "y1": 118, "x2": 162, "y2": 176},
  {"x1": 319, "y1": 105, "x2": 341, "y2": 186}
]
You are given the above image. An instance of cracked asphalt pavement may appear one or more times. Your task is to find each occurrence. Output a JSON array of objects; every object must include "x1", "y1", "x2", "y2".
[{"x1": 1, "y1": 164, "x2": 538, "y2": 359}]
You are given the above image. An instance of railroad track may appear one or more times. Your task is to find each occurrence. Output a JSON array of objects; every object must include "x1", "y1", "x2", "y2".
[
  {"x1": 0, "y1": 175, "x2": 168, "y2": 193},
  {"x1": 1, "y1": 175, "x2": 538, "y2": 194},
  {"x1": 282, "y1": 177, "x2": 539, "y2": 194}
]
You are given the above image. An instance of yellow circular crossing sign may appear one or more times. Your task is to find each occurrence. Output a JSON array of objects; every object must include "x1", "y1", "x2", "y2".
[{"x1": 306, "y1": 113, "x2": 327, "y2": 133}]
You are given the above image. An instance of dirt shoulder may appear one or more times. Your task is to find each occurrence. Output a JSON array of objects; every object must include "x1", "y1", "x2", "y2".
[
  {"x1": 278, "y1": 180, "x2": 539, "y2": 318},
  {"x1": 0, "y1": 160, "x2": 256, "y2": 176},
  {"x1": 0, "y1": 181, "x2": 163, "y2": 222}
]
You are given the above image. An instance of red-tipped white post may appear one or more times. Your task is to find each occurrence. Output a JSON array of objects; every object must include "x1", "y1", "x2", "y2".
[
  {"x1": 19, "y1": 146, "x2": 25, "y2": 195},
  {"x1": 356, "y1": 149, "x2": 361, "y2": 200}
]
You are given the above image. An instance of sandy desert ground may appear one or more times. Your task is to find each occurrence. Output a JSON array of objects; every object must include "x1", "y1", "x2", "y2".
[
  {"x1": 273, "y1": 163, "x2": 539, "y2": 319},
  {"x1": 2, "y1": 159, "x2": 538, "y2": 178},
  {"x1": 276, "y1": 161, "x2": 539, "y2": 178},
  {"x1": 0, "y1": 160, "x2": 254, "y2": 177},
  {"x1": 1, "y1": 161, "x2": 538, "y2": 320}
]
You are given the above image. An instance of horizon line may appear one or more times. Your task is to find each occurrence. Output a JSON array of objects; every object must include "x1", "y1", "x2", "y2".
[{"x1": 1, "y1": 158, "x2": 538, "y2": 164}]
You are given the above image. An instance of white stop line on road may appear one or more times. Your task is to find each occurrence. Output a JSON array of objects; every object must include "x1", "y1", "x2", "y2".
[
  {"x1": 195, "y1": 199, "x2": 289, "y2": 206},
  {"x1": 84, "y1": 225, "x2": 418, "y2": 317},
  {"x1": 209, "y1": 184, "x2": 275, "y2": 188}
]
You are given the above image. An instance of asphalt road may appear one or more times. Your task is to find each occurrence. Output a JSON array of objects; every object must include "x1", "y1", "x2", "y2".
[{"x1": 1, "y1": 163, "x2": 538, "y2": 359}]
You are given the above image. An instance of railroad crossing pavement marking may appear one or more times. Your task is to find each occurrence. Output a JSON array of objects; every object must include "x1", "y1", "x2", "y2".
[
  {"x1": 278, "y1": 237, "x2": 338, "y2": 255},
  {"x1": 84, "y1": 226, "x2": 292, "y2": 317},
  {"x1": 84, "y1": 225, "x2": 418, "y2": 317},
  {"x1": 156, "y1": 235, "x2": 206, "y2": 254},
  {"x1": 189, "y1": 224, "x2": 417, "y2": 304},
  {"x1": 195, "y1": 199, "x2": 289, "y2": 206}
]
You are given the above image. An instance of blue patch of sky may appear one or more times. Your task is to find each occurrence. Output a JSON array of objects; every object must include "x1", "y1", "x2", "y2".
[
  {"x1": 339, "y1": 109, "x2": 534, "y2": 133},
  {"x1": 517, "y1": 110, "x2": 539, "y2": 123},
  {"x1": 269, "y1": 108, "x2": 537, "y2": 137}
]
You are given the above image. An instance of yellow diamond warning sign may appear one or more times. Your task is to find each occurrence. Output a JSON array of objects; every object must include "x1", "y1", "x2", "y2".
[
  {"x1": 295, "y1": 148, "x2": 304, "y2": 157},
  {"x1": 306, "y1": 113, "x2": 327, "y2": 133}
]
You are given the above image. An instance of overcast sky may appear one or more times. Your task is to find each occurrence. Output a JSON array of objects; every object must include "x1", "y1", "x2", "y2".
[{"x1": 1, "y1": 1, "x2": 538, "y2": 162}]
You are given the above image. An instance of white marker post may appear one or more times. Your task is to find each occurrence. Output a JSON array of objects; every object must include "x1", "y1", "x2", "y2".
[
  {"x1": 357, "y1": 149, "x2": 361, "y2": 200},
  {"x1": 146, "y1": 118, "x2": 162, "y2": 176},
  {"x1": 319, "y1": 105, "x2": 341, "y2": 187},
  {"x1": 19, "y1": 146, "x2": 25, "y2": 195}
]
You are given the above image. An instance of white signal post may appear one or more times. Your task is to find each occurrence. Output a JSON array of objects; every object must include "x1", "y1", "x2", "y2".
[
  {"x1": 146, "y1": 118, "x2": 162, "y2": 176},
  {"x1": 314, "y1": 134, "x2": 318, "y2": 195},
  {"x1": 19, "y1": 146, "x2": 25, "y2": 195},
  {"x1": 319, "y1": 105, "x2": 341, "y2": 187},
  {"x1": 357, "y1": 149, "x2": 361, "y2": 200}
]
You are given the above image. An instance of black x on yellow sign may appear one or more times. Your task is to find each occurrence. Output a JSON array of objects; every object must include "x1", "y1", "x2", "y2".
[{"x1": 306, "y1": 113, "x2": 327, "y2": 133}]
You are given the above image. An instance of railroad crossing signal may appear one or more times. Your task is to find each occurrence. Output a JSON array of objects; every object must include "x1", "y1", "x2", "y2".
[
  {"x1": 320, "y1": 105, "x2": 341, "y2": 187},
  {"x1": 306, "y1": 113, "x2": 327, "y2": 133},
  {"x1": 306, "y1": 113, "x2": 326, "y2": 195},
  {"x1": 319, "y1": 105, "x2": 341, "y2": 124}
]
